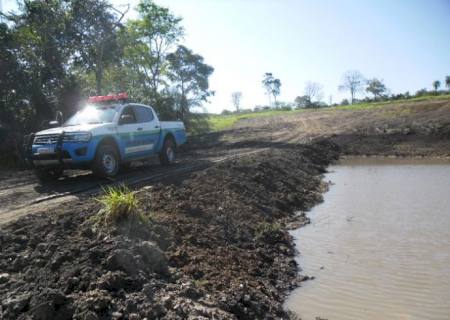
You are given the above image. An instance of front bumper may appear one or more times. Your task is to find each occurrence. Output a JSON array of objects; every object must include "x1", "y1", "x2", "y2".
[{"x1": 29, "y1": 134, "x2": 96, "y2": 168}]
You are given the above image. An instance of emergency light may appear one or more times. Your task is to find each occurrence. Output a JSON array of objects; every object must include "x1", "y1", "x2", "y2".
[{"x1": 87, "y1": 92, "x2": 129, "y2": 103}]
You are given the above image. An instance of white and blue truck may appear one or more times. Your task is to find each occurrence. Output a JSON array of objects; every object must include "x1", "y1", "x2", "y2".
[{"x1": 26, "y1": 93, "x2": 186, "y2": 180}]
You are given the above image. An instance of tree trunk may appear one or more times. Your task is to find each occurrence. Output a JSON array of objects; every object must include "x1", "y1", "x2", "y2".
[
  {"x1": 180, "y1": 95, "x2": 188, "y2": 122},
  {"x1": 96, "y1": 67, "x2": 103, "y2": 96},
  {"x1": 96, "y1": 42, "x2": 105, "y2": 95}
]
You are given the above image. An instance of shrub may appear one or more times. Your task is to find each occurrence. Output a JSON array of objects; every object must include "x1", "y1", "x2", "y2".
[{"x1": 340, "y1": 99, "x2": 350, "y2": 106}]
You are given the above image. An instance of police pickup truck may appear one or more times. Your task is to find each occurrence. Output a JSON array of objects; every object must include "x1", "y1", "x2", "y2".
[{"x1": 27, "y1": 93, "x2": 186, "y2": 180}]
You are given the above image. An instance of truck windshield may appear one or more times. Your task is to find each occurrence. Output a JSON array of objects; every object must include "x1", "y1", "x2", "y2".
[{"x1": 63, "y1": 105, "x2": 118, "y2": 126}]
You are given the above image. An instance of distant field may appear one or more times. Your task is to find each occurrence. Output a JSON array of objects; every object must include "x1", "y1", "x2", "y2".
[
  {"x1": 207, "y1": 94, "x2": 450, "y2": 131},
  {"x1": 207, "y1": 109, "x2": 305, "y2": 131}
]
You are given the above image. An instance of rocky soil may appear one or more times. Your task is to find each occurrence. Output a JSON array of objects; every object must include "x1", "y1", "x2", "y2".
[{"x1": 0, "y1": 140, "x2": 340, "y2": 319}]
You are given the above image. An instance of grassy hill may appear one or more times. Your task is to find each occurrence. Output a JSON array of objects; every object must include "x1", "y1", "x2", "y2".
[{"x1": 207, "y1": 94, "x2": 450, "y2": 131}]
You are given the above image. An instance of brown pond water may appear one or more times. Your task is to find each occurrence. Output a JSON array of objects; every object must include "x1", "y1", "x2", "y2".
[{"x1": 285, "y1": 158, "x2": 450, "y2": 320}]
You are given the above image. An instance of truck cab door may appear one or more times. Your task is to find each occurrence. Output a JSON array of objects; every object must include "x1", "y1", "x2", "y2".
[
  {"x1": 116, "y1": 105, "x2": 150, "y2": 159},
  {"x1": 132, "y1": 105, "x2": 161, "y2": 155}
]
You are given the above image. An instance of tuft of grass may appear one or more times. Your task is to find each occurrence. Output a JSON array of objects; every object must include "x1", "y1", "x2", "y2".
[
  {"x1": 95, "y1": 185, "x2": 143, "y2": 225},
  {"x1": 254, "y1": 221, "x2": 283, "y2": 241},
  {"x1": 193, "y1": 279, "x2": 210, "y2": 288}
]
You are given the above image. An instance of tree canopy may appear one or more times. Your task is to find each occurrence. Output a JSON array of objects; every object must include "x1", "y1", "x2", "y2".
[
  {"x1": 366, "y1": 78, "x2": 387, "y2": 99},
  {"x1": 262, "y1": 73, "x2": 281, "y2": 107},
  {"x1": 433, "y1": 80, "x2": 441, "y2": 91},
  {"x1": 166, "y1": 45, "x2": 214, "y2": 122}
]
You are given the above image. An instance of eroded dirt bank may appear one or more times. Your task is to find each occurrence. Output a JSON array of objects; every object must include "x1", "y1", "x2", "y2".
[{"x1": 0, "y1": 140, "x2": 339, "y2": 319}]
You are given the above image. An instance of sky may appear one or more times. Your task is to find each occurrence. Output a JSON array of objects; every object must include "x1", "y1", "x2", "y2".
[{"x1": 3, "y1": 0, "x2": 450, "y2": 113}]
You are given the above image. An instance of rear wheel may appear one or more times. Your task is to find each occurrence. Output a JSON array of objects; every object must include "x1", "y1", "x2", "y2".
[
  {"x1": 93, "y1": 144, "x2": 120, "y2": 178},
  {"x1": 159, "y1": 138, "x2": 176, "y2": 166}
]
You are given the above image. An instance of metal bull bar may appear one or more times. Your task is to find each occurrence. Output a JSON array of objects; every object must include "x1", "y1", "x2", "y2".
[{"x1": 55, "y1": 131, "x2": 65, "y2": 165}]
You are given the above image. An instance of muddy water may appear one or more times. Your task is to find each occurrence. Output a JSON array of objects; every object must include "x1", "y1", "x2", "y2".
[{"x1": 285, "y1": 158, "x2": 450, "y2": 320}]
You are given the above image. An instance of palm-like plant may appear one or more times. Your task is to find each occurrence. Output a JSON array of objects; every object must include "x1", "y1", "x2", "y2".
[{"x1": 432, "y1": 80, "x2": 441, "y2": 91}]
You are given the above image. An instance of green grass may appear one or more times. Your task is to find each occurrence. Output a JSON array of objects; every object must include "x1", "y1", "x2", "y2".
[
  {"x1": 95, "y1": 185, "x2": 143, "y2": 225},
  {"x1": 193, "y1": 279, "x2": 210, "y2": 288},
  {"x1": 207, "y1": 109, "x2": 306, "y2": 131},
  {"x1": 207, "y1": 94, "x2": 450, "y2": 131},
  {"x1": 331, "y1": 94, "x2": 450, "y2": 111}
]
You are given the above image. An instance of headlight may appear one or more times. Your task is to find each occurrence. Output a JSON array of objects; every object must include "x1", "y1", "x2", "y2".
[{"x1": 63, "y1": 132, "x2": 91, "y2": 142}]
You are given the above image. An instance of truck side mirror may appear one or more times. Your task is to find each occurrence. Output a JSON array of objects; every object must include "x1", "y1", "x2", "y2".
[{"x1": 48, "y1": 111, "x2": 63, "y2": 128}]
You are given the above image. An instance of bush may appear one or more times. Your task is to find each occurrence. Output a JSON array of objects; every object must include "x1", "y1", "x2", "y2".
[
  {"x1": 415, "y1": 88, "x2": 428, "y2": 97},
  {"x1": 340, "y1": 99, "x2": 350, "y2": 106}
]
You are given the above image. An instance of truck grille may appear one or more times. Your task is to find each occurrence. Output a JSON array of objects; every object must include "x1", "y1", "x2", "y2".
[{"x1": 34, "y1": 134, "x2": 60, "y2": 144}]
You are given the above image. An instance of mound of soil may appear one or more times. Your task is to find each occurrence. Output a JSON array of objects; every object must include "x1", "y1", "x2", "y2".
[{"x1": 0, "y1": 140, "x2": 339, "y2": 319}]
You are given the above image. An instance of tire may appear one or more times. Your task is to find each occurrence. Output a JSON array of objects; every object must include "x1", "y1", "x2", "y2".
[
  {"x1": 159, "y1": 138, "x2": 176, "y2": 166},
  {"x1": 34, "y1": 167, "x2": 63, "y2": 182},
  {"x1": 93, "y1": 144, "x2": 120, "y2": 178}
]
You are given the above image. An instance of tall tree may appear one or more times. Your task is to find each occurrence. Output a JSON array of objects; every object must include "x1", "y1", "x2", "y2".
[
  {"x1": 432, "y1": 80, "x2": 441, "y2": 91},
  {"x1": 446, "y1": 76, "x2": 450, "y2": 90},
  {"x1": 366, "y1": 78, "x2": 387, "y2": 99},
  {"x1": 70, "y1": 0, "x2": 127, "y2": 95},
  {"x1": 5, "y1": 0, "x2": 74, "y2": 123},
  {"x1": 294, "y1": 96, "x2": 309, "y2": 108},
  {"x1": 0, "y1": 22, "x2": 29, "y2": 130},
  {"x1": 262, "y1": 73, "x2": 281, "y2": 107},
  {"x1": 304, "y1": 81, "x2": 323, "y2": 106},
  {"x1": 231, "y1": 91, "x2": 242, "y2": 112},
  {"x1": 166, "y1": 45, "x2": 214, "y2": 122},
  {"x1": 1, "y1": 1, "x2": 78, "y2": 163},
  {"x1": 338, "y1": 70, "x2": 365, "y2": 104},
  {"x1": 122, "y1": 0, "x2": 183, "y2": 97}
]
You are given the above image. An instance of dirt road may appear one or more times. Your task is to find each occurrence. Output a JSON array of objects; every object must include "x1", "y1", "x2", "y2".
[
  {"x1": 0, "y1": 98, "x2": 449, "y2": 319},
  {"x1": 0, "y1": 147, "x2": 270, "y2": 226}
]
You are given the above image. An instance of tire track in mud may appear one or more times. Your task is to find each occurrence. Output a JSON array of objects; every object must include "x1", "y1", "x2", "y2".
[{"x1": 0, "y1": 149, "x2": 268, "y2": 226}]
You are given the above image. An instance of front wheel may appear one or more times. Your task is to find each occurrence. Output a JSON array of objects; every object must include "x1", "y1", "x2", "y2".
[
  {"x1": 159, "y1": 138, "x2": 176, "y2": 166},
  {"x1": 93, "y1": 144, "x2": 120, "y2": 178}
]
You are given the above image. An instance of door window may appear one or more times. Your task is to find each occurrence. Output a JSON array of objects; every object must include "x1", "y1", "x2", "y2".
[
  {"x1": 133, "y1": 106, "x2": 154, "y2": 123},
  {"x1": 119, "y1": 106, "x2": 137, "y2": 125}
]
